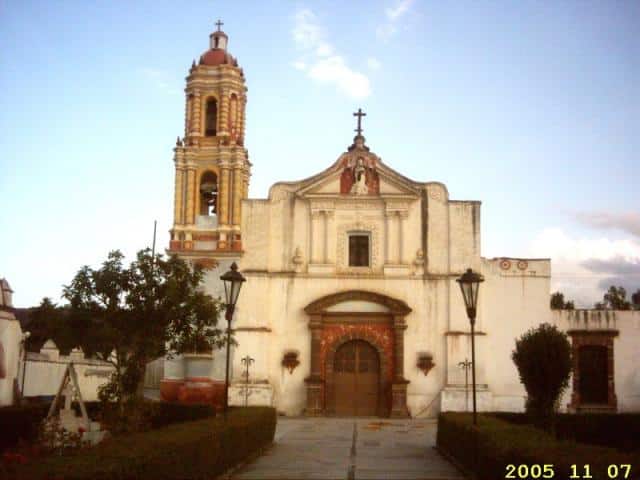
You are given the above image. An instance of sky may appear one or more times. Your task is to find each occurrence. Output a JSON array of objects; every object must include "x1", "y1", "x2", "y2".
[{"x1": 1, "y1": 1, "x2": 639, "y2": 308}]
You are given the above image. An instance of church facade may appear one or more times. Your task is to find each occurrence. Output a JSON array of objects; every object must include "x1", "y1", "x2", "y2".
[{"x1": 161, "y1": 24, "x2": 640, "y2": 417}]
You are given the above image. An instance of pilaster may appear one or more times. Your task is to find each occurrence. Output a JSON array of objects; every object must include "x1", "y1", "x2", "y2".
[
  {"x1": 219, "y1": 164, "x2": 231, "y2": 227},
  {"x1": 185, "y1": 167, "x2": 196, "y2": 225},
  {"x1": 173, "y1": 166, "x2": 185, "y2": 225},
  {"x1": 191, "y1": 92, "x2": 201, "y2": 137},
  {"x1": 219, "y1": 89, "x2": 230, "y2": 136},
  {"x1": 390, "y1": 315, "x2": 410, "y2": 418}
]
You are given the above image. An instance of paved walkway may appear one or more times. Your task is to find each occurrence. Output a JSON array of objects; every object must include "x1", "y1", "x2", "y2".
[{"x1": 232, "y1": 417, "x2": 464, "y2": 480}]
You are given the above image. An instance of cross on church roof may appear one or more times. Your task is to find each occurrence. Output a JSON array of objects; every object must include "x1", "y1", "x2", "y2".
[
  {"x1": 215, "y1": 19, "x2": 224, "y2": 31},
  {"x1": 353, "y1": 108, "x2": 366, "y2": 135}
]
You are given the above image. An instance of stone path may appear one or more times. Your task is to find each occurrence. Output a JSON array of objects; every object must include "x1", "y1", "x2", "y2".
[{"x1": 232, "y1": 417, "x2": 464, "y2": 480}]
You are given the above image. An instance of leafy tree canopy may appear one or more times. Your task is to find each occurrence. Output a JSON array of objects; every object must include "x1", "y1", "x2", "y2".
[
  {"x1": 550, "y1": 292, "x2": 574, "y2": 310},
  {"x1": 595, "y1": 285, "x2": 631, "y2": 310},
  {"x1": 40, "y1": 249, "x2": 225, "y2": 404}
]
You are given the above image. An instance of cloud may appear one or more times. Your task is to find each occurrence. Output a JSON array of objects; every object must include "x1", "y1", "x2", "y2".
[
  {"x1": 385, "y1": 0, "x2": 415, "y2": 20},
  {"x1": 309, "y1": 56, "x2": 371, "y2": 99},
  {"x1": 377, "y1": 0, "x2": 415, "y2": 41},
  {"x1": 292, "y1": 8, "x2": 371, "y2": 99},
  {"x1": 528, "y1": 227, "x2": 640, "y2": 307},
  {"x1": 574, "y1": 211, "x2": 640, "y2": 238},
  {"x1": 581, "y1": 256, "x2": 640, "y2": 276},
  {"x1": 293, "y1": 61, "x2": 307, "y2": 71},
  {"x1": 139, "y1": 67, "x2": 180, "y2": 95},
  {"x1": 367, "y1": 57, "x2": 382, "y2": 70}
]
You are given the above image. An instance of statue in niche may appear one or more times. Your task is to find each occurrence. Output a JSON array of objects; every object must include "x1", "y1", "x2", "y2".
[
  {"x1": 351, "y1": 158, "x2": 368, "y2": 195},
  {"x1": 340, "y1": 156, "x2": 379, "y2": 195}
]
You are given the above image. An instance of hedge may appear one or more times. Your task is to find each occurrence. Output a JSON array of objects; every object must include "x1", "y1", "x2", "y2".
[
  {"x1": 0, "y1": 401, "x2": 215, "y2": 453},
  {"x1": 6, "y1": 407, "x2": 276, "y2": 480},
  {"x1": 437, "y1": 413, "x2": 639, "y2": 480},
  {"x1": 492, "y1": 412, "x2": 640, "y2": 452},
  {"x1": 555, "y1": 413, "x2": 640, "y2": 453},
  {"x1": 0, "y1": 404, "x2": 49, "y2": 453}
]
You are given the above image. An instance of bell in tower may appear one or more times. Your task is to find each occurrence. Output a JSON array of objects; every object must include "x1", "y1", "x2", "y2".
[{"x1": 169, "y1": 20, "x2": 250, "y2": 257}]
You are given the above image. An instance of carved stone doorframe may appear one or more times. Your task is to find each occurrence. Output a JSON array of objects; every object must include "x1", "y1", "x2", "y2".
[{"x1": 303, "y1": 290, "x2": 411, "y2": 417}]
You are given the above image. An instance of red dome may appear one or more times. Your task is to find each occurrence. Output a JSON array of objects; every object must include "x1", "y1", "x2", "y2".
[{"x1": 199, "y1": 48, "x2": 238, "y2": 67}]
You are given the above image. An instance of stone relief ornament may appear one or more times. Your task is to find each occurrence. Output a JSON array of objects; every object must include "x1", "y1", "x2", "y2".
[
  {"x1": 517, "y1": 260, "x2": 528, "y2": 271},
  {"x1": 340, "y1": 155, "x2": 380, "y2": 195},
  {"x1": 499, "y1": 259, "x2": 512, "y2": 270},
  {"x1": 292, "y1": 246, "x2": 304, "y2": 272}
]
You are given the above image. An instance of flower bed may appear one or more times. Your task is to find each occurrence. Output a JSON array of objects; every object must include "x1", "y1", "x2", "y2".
[
  {"x1": 4, "y1": 407, "x2": 276, "y2": 480},
  {"x1": 0, "y1": 401, "x2": 215, "y2": 453}
]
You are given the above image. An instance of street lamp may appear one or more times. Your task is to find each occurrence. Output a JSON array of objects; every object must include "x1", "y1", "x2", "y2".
[
  {"x1": 456, "y1": 268, "x2": 484, "y2": 425},
  {"x1": 220, "y1": 262, "x2": 246, "y2": 419},
  {"x1": 20, "y1": 331, "x2": 31, "y2": 404}
]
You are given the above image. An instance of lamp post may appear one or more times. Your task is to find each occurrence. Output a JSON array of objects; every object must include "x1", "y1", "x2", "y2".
[
  {"x1": 456, "y1": 268, "x2": 484, "y2": 425},
  {"x1": 220, "y1": 262, "x2": 246, "y2": 420},
  {"x1": 20, "y1": 331, "x2": 31, "y2": 404}
]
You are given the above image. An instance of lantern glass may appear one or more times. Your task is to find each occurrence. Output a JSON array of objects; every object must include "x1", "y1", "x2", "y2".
[
  {"x1": 220, "y1": 262, "x2": 246, "y2": 308},
  {"x1": 456, "y1": 268, "x2": 484, "y2": 318}
]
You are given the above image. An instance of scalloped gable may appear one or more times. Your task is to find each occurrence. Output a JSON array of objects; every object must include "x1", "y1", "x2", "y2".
[{"x1": 271, "y1": 152, "x2": 423, "y2": 199}]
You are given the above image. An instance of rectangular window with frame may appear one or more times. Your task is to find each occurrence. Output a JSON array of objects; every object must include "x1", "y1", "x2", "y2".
[{"x1": 349, "y1": 234, "x2": 370, "y2": 267}]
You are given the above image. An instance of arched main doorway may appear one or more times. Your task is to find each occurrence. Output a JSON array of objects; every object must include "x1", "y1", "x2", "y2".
[
  {"x1": 304, "y1": 290, "x2": 412, "y2": 417},
  {"x1": 334, "y1": 340, "x2": 380, "y2": 416}
]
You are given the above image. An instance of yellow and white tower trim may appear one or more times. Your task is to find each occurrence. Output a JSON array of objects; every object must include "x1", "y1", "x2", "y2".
[{"x1": 169, "y1": 20, "x2": 250, "y2": 260}]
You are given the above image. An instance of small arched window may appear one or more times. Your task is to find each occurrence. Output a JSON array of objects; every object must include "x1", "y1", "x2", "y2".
[
  {"x1": 205, "y1": 98, "x2": 217, "y2": 136},
  {"x1": 200, "y1": 171, "x2": 218, "y2": 216}
]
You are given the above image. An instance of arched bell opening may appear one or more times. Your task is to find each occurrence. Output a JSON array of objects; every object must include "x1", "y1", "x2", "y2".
[
  {"x1": 199, "y1": 171, "x2": 218, "y2": 216},
  {"x1": 205, "y1": 98, "x2": 217, "y2": 137}
]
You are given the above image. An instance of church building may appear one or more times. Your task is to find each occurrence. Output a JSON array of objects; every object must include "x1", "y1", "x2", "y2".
[{"x1": 161, "y1": 23, "x2": 640, "y2": 417}]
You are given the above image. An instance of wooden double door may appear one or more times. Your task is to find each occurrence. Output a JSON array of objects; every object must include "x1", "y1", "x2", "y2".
[{"x1": 333, "y1": 340, "x2": 380, "y2": 416}]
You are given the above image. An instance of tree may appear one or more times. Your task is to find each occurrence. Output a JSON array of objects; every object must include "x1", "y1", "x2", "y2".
[
  {"x1": 62, "y1": 249, "x2": 225, "y2": 408},
  {"x1": 512, "y1": 323, "x2": 571, "y2": 431},
  {"x1": 550, "y1": 292, "x2": 574, "y2": 310},
  {"x1": 596, "y1": 286, "x2": 631, "y2": 310},
  {"x1": 631, "y1": 289, "x2": 640, "y2": 310}
]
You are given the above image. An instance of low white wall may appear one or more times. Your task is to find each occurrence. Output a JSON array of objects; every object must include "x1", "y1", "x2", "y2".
[{"x1": 23, "y1": 350, "x2": 114, "y2": 402}]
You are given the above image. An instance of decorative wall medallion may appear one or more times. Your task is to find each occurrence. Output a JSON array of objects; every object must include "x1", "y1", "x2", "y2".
[
  {"x1": 416, "y1": 353, "x2": 435, "y2": 376},
  {"x1": 499, "y1": 259, "x2": 512, "y2": 270},
  {"x1": 282, "y1": 351, "x2": 300, "y2": 374},
  {"x1": 517, "y1": 260, "x2": 528, "y2": 271},
  {"x1": 428, "y1": 188, "x2": 443, "y2": 202}
]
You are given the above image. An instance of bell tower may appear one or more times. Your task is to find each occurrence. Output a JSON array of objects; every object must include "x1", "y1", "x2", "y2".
[{"x1": 169, "y1": 20, "x2": 250, "y2": 258}]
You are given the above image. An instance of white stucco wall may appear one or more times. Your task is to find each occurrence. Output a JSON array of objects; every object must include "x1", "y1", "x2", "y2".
[
  {"x1": 166, "y1": 145, "x2": 640, "y2": 418},
  {"x1": 0, "y1": 313, "x2": 23, "y2": 406}
]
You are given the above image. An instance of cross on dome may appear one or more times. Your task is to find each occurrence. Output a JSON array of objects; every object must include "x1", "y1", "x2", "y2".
[
  {"x1": 215, "y1": 19, "x2": 224, "y2": 31},
  {"x1": 353, "y1": 108, "x2": 366, "y2": 135}
]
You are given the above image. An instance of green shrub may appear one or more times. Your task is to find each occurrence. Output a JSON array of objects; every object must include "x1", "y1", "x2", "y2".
[
  {"x1": 512, "y1": 323, "x2": 571, "y2": 430},
  {"x1": 0, "y1": 404, "x2": 49, "y2": 453},
  {"x1": 437, "y1": 413, "x2": 639, "y2": 480},
  {"x1": 7, "y1": 407, "x2": 276, "y2": 480}
]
